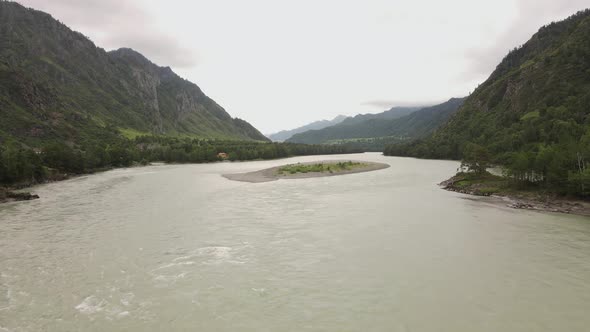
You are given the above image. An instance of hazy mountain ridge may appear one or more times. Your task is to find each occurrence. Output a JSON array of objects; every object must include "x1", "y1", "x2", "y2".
[
  {"x1": 286, "y1": 102, "x2": 465, "y2": 145},
  {"x1": 0, "y1": 1, "x2": 267, "y2": 147},
  {"x1": 382, "y1": 97, "x2": 466, "y2": 138},
  {"x1": 287, "y1": 107, "x2": 421, "y2": 144},
  {"x1": 338, "y1": 106, "x2": 421, "y2": 126},
  {"x1": 268, "y1": 115, "x2": 347, "y2": 142}
]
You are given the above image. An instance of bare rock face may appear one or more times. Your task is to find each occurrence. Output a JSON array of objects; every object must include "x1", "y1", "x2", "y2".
[
  {"x1": 130, "y1": 67, "x2": 164, "y2": 133},
  {"x1": 106, "y1": 47, "x2": 264, "y2": 140}
]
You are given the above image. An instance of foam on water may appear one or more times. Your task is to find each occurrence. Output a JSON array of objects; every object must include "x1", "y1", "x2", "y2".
[
  {"x1": 75, "y1": 295, "x2": 108, "y2": 315},
  {"x1": 0, "y1": 275, "x2": 16, "y2": 313},
  {"x1": 197, "y1": 246, "x2": 235, "y2": 264},
  {"x1": 0, "y1": 288, "x2": 9, "y2": 311},
  {"x1": 120, "y1": 292, "x2": 135, "y2": 307},
  {"x1": 251, "y1": 288, "x2": 267, "y2": 296},
  {"x1": 152, "y1": 261, "x2": 196, "y2": 271},
  {"x1": 75, "y1": 293, "x2": 135, "y2": 321},
  {"x1": 158, "y1": 246, "x2": 247, "y2": 270},
  {"x1": 117, "y1": 311, "x2": 130, "y2": 319},
  {"x1": 152, "y1": 272, "x2": 188, "y2": 285},
  {"x1": 149, "y1": 245, "x2": 250, "y2": 288}
]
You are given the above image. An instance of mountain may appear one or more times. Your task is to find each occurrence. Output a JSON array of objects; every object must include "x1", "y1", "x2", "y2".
[
  {"x1": 381, "y1": 98, "x2": 466, "y2": 138},
  {"x1": 385, "y1": 9, "x2": 590, "y2": 195},
  {"x1": 287, "y1": 107, "x2": 420, "y2": 144},
  {"x1": 337, "y1": 106, "x2": 421, "y2": 126},
  {"x1": 286, "y1": 101, "x2": 464, "y2": 145},
  {"x1": 0, "y1": 1, "x2": 268, "y2": 148},
  {"x1": 268, "y1": 115, "x2": 346, "y2": 142}
]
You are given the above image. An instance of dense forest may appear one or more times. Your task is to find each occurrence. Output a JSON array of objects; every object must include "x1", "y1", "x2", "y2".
[
  {"x1": 0, "y1": 137, "x2": 361, "y2": 186},
  {"x1": 384, "y1": 9, "x2": 590, "y2": 197},
  {"x1": 320, "y1": 136, "x2": 409, "y2": 152}
]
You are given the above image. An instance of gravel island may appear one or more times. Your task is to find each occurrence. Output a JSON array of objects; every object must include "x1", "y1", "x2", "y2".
[{"x1": 223, "y1": 160, "x2": 390, "y2": 183}]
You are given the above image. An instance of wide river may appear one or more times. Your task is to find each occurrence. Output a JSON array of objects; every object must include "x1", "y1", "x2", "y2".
[{"x1": 1, "y1": 153, "x2": 589, "y2": 331}]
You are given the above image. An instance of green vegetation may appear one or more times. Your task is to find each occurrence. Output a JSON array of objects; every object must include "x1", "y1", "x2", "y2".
[
  {"x1": 0, "y1": 136, "x2": 361, "y2": 186},
  {"x1": 443, "y1": 170, "x2": 571, "y2": 201},
  {"x1": 278, "y1": 161, "x2": 366, "y2": 175},
  {"x1": 268, "y1": 115, "x2": 347, "y2": 142},
  {"x1": 444, "y1": 171, "x2": 515, "y2": 197},
  {"x1": 385, "y1": 9, "x2": 590, "y2": 198},
  {"x1": 287, "y1": 107, "x2": 420, "y2": 144},
  {"x1": 0, "y1": 1, "x2": 267, "y2": 156},
  {"x1": 459, "y1": 143, "x2": 492, "y2": 175},
  {"x1": 324, "y1": 136, "x2": 409, "y2": 152},
  {"x1": 520, "y1": 111, "x2": 540, "y2": 121},
  {"x1": 0, "y1": 2, "x2": 321, "y2": 190},
  {"x1": 287, "y1": 99, "x2": 464, "y2": 147},
  {"x1": 0, "y1": 3, "x2": 366, "y2": 192},
  {"x1": 119, "y1": 128, "x2": 150, "y2": 140}
]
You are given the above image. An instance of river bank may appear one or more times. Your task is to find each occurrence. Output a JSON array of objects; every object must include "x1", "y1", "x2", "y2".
[
  {"x1": 0, "y1": 157, "x2": 383, "y2": 203},
  {"x1": 0, "y1": 165, "x2": 116, "y2": 203},
  {"x1": 223, "y1": 160, "x2": 390, "y2": 183},
  {"x1": 0, "y1": 187, "x2": 39, "y2": 203},
  {"x1": 441, "y1": 172, "x2": 590, "y2": 216}
]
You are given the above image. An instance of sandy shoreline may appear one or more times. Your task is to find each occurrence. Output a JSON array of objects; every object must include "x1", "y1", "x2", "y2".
[{"x1": 223, "y1": 160, "x2": 390, "y2": 183}]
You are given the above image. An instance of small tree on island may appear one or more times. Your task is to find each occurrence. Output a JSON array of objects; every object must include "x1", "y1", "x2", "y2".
[{"x1": 459, "y1": 143, "x2": 491, "y2": 174}]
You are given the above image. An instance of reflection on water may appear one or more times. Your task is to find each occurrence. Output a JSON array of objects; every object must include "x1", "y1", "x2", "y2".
[{"x1": 0, "y1": 153, "x2": 589, "y2": 331}]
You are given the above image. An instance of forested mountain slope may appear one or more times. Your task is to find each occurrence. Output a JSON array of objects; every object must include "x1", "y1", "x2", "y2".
[
  {"x1": 376, "y1": 98, "x2": 465, "y2": 138},
  {"x1": 0, "y1": 1, "x2": 267, "y2": 147},
  {"x1": 337, "y1": 106, "x2": 421, "y2": 126},
  {"x1": 287, "y1": 106, "x2": 420, "y2": 144},
  {"x1": 385, "y1": 9, "x2": 590, "y2": 195},
  {"x1": 268, "y1": 115, "x2": 346, "y2": 142},
  {"x1": 287, "y1": 100, "x2": 463, "y2": 144}
]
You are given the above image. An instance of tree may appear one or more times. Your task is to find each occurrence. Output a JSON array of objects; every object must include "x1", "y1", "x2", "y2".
[
  {"x1": 0, "y1": 144, "x2": 44, "y2": 184},
  {"x1": 460, "y1": 143, "x2": 491, "y2": 174}
]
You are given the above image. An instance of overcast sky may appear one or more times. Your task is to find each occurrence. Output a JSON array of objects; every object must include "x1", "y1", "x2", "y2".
[{"x1": 19, "y1": 0, "x2": 590, "y2": 134}]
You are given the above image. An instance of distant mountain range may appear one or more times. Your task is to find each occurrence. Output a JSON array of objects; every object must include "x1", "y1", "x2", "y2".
[
  {"x1": 267, "y1": 115, "x2": 347, "y2": 142},
  {"x1": 0, "y1": 1, "x2": 267, "y2": 148},
  {"x1": 270, "y1": 106, "x2": 423, "y2": 142},
  {"x1": 337, "y1": 106, "x2": 422, "y2": 127},
  {"x1": 286, "y1": 101, "x2": 464, "y2": 144},
  {"x1": 379, "y1": 98, "x2": 466, "y2": 138}
]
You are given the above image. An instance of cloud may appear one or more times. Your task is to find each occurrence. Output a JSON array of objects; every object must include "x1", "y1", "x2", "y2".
[
  {"x1": 361, "y1": 100, "x2": 439, "y2": 109},
  {"x1": 461, "y1": 0, "x2": 589, "y2": 80},
  {"x1": 18, "y1": 0, "x2": 199, "y2": 68}
]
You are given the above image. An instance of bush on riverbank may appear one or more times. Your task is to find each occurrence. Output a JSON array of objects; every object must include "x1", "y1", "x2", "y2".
[{"x1": 278, "y1": 161, "x2": 366, "y2": 175}]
